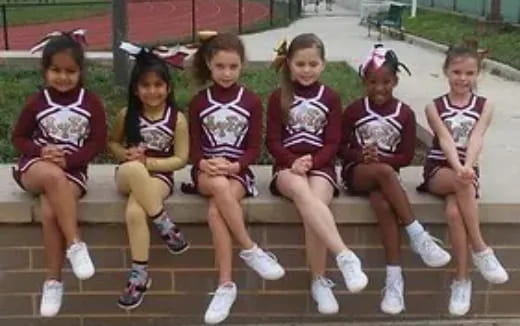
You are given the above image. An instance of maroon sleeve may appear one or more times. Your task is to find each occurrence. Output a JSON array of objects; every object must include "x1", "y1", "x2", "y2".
[
  {"x1": 266, "y1": 90, "x2": 299, "y2": 168},
  {"x1": 65, "y1": 93, "x2": 107, "y2": 169},
  {"x1": 311, "y1": 90, "x2": 342, "y2": 169},
  {"x1": 378, "y1": 107, "x2": 416, "y2": 169},
  {"x1": 11, "y1": 93, "x2": 42, "y2": 158},
  {"x1": 237, "y1": 93, "x2": 262, "y2": 172},
  {"x1": 339, "y1": 102, "x2": 362, "y2": 163},
  {"x1": 188, "y1": 94, "x2": 204, "y2": 169}
]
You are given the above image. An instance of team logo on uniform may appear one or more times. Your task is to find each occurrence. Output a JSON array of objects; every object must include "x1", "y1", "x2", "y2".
[
  {"x1": 288, "y1": 104, "x2": 326, "y2": 134},
  {"x1": 445, "y1": 115, "x2": 474, "y2": 147},
  {"x1": 40, "y1": 112, "x2": 90, "y2": 146},
  {"x1": 203, "y1": 108, "x2": 248, "y2": 144}
]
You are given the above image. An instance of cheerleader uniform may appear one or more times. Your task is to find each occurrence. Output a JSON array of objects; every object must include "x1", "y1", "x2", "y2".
[
  {"x1": 267, "y1": 81, "x2": 342, "y2": 196},
  {"x1": 110, "y1": 105, "x2": 187, "y2": 195},
  {"x1": 12, "y1": 86, "x2": 106, "y2": 197},
  {"x1": 417, "y1": 94, "x2": 485, "y2": 197},
  {"x1": 340, "y1": 96, "x2": 416, "y2": 194},
  {"x1": 187, "y1": 83, "x2": 263, "y2": 197}
]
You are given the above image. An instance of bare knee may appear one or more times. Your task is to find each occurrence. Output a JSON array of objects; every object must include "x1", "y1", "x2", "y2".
[
  {"x1": 370, "y1": 192, "x2": 392, "y2": 212},
  {"x1": 373, "y1": 164, "x2": 396, "y2": 182},
  {"x1": 206, "y1": 177, "x2": 232, "y2": 197},
  {"x1": 445, "y1": 204, "x2": 462, "y2": 224},
  {"x1": 40, "y1": 166, "x2": 68, "y2": 187}
]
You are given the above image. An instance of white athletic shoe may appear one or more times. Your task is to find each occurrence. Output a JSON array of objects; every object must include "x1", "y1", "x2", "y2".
[
  {"x1": 239, "y1": 245, "x2": 285, "y2": 280},
  {"x1": 449, "y1": 279, "x2": 472, "y2": 316},
  {"x1": 472, "y1": 247, "x2": 508, "y2": 284},
  {"x1": 410, "y1": 231, "x2": 451, "y2": 267},
  {"x1": 311, "y1": 276, "x2": 339, "y2": 314},
  {"x1": 336, "y1": 250, "x2": 368, "y2": 293},
  {"x1": 380, "y1": 276, "x2": 405, "y2": 315},
  {"x1": 204, "y1": 282, "x2": 237, "y2": 325},
  {"x1": 40, "y1": 279, "x2": 64, "y2": 317},
  {"x1": 66, "y1": 241, "x2": 95, "y2": 280}
]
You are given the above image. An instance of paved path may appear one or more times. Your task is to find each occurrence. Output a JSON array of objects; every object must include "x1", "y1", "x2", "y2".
[{"x1": 241, "y1": 3, "x2": 520, "y2": 201}]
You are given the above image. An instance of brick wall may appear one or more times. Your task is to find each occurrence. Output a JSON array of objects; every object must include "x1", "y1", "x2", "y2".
[{"x1": 0, "y1": 223, "x2": 519, "y2": 325}]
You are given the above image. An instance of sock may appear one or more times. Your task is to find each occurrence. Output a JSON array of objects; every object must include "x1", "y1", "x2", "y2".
[
  {"x1": 405, "y1": 220, "x2": 425, "y2": 240},
  {"x1": 240, "y1": 243, "x2": 258, "y2": 256},
  {"x1": 386, "y1": 265, "x2": 403, "y2": 282},
  {"x1": 152, "y1": 210, "x2": 175, "y2": 235},
  {"x1": 130, "y1": 261, "x2": 148, "y2": 284}
]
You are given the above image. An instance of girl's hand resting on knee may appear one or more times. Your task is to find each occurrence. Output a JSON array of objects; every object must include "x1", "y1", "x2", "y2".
[
  {"x1": 125, "y1": 145, "x2": 146, "y2": 163},
  {"x1": 41, "y1": 145, "x2": 67, "y2": 169},
  {"x1": 362, "y1": 144, "x2": 379, "y2": 164},
  {"x1": 291, "y1": 155, "x2": 312, "y2": 175},
  {"x1": 200, "y1": 158, "x2": 232, "y2": 176},
  {"x1": 456, "y1": 165, "x2": 475, "y2": 184}
]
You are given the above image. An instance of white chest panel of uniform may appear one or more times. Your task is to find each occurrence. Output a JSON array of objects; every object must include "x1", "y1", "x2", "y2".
[
  {"x1": 354, "y1": 97, "x2": 403, "y2": 154},
  {"x1": 440, "y1": 95, "x2": 480, "y2": 148},
  {"x1": 139, "y1": 107, "x2": 174, "y2": 152},
  {"x1": 200, "y1": 87, "x2": 249, "y2": 158},
  {"x1": 284, "y1": 85, "x2": 328, "y2": 148},
  {"x1": 36, "y1": 89, "x2": 90, "y2": 153}
]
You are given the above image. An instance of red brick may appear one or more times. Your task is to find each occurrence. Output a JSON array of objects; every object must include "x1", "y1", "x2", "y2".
[
  {"x1": 0, "y1": 225, "x2": 42, "y2": 247},
  {"x1": 265, "y1": 270, "x2": 311, "y2": 291},
  {"x1": 132, "y1": 294, "x2": 207, "y2": 314},
  {"x1": 265, "y1": 248, "x2": 306, "y2": 269},
  {"x1": 493, "y1": 248, "x2": 520, "y2": 269},
  {"x1": 265, "y1": 224, "x2": 304, "y2": 246},
  {"x1": 0, "y1": 248, "x2": 29, "y2": 270},
  {"x1": 335, "y1": 293, "x2": 383, "y2": 315},
  {"x1": 487, "y1": 294, "x2": 520, "y2": 315},
  {"x1": 489, "y1": 270, "x2": 520, "y2": 292},
  {"x1": 481, "y1": 224, "x2": 520, "y2": 246},
  {"x1": 0, "y1": 295, "x2": 33, "y2": 315},
  {"x1": 174, "y1": 270, "x2": 261, "y2": 292},
  {"x1": 405, "y1": 270, "x2": 448, "y2": 292},
  {"x1": 32, "y1": 248, "x2": 125, "y2": 269},
  {"x1": 337, "y1": 224, "x2": 358, "y2": 245},
  {"x1": 151, "y1": 224, "x2": 213, "y2": 246},
  {"x1": 0, "y1": 317, "x2": 81, "y2": 326},
  {"x1": 58, "y1": 294, "x2": 122, "y2": 315},
  {"x1": 0, "y1": 272, "x2": 79, "y2": 293},
  {"x1": 81, "y1": 271, "x2": 172, "y2": 292},
  {"x1": 146, "y1": 248, "x2": 215, "y2": 268},
  {"x1": 81, "y1": 224, "x2": 129, "y2": 246},
  {"x1": 233, "y1": 293, "x2": 308, "y2": 314}
]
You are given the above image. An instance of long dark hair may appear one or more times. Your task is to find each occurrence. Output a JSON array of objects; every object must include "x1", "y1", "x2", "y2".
[{"x1": 125, "y1": 53, "x2": 176, "y2": 146}]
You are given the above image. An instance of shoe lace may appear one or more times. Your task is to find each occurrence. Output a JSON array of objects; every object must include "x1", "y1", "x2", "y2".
[
  {"x1": 68, "y1": 243, "x2": 89, "y2": 265},
  {"x1": 254, "y1": 250, "x2": 278, "y2": 268},
  {"x1": 208, "y1": 285, "x2": 234, "y2": 311},
  {"x1": 420, "y1": 233, "x2": 444, "y2": 256},
  {"x1": 451, "y1": 281, "x2": 469, "y2": 303},
  {"x1": 480, "y1": 253, "x2": 499, "y2": 272},
  {"x1": 317, "y1": 276, "x2": 335, "y2": 289},
  {"x1": 43, "y1": 282, "x2": 62, "y2": 304},
  {"x1": 338, "y1": 255, "x2": 358, "y2": 279},
  {"x1": 381, "y1": 279, "x2": 403, "y2": 303}
]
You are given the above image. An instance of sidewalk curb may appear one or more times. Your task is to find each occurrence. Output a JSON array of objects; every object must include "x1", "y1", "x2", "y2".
[{"x1": 401, "y1": 32, "x2": 520, "y2": 82}]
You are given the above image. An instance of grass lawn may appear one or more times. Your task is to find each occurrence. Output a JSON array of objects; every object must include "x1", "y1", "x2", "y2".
[
  {"x1": 0, "y1": 62, "x2": 364, "y2": 164},
  {"x1": 402, "y1": 9, "x2": 520, "y2": 70},
  {"x1": 2, "y1": 1, "x2": 110, "y2": 26}
]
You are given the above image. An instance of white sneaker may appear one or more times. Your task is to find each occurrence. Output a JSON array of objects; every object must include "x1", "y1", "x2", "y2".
[
  {"x1": 66, "y1": 241, "x2": 95, "y2": 280},
  {"x1": 336, "y1": 250, "x2": 368, "y2": 293},
  {"x1": 239, "y1": 246, "x2": 285, "y2": 280},
  {"x1": 381, "y1": 276, "x2": 405, "y2": 315},
  {"x1": 204, "y1": 282, "x2": 237, "y2": 324},
  {"x1": 40, "y1": 280, "x2": 64, "y2": 317},
  {"x1": 449, "y1": 279, "x2": 472, "y2": 316},
  {"x1": 410, "y1": 231, "x2": 451, "y2": 267},
  {"x1": 311, "y1": 276, "x2": 339, "y2": 314},
  {"x1": 472, "y1": 247, "x2": 508, "y2": 284}
]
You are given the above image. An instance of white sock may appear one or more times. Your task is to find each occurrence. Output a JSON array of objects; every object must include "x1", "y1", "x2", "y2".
[
  {"x1": 386, "y1": 265, "x2": 403, "y2": 281},
  {"x1": 240, "y1": 243, "x2": 258, "y2": 255},
  {"x1": 405, "y1": 220, "x2": 424, "y2": 240}
]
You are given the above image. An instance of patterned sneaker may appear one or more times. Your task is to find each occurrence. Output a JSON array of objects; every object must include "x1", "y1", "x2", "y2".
[
  {"x1": 239, "y1": 245, "x2": 285, "y2": 280},
  {"x1": 204, "y1": 282, "x2": 237, "y2": 324},
  {"x1": 449, "y1": 279, "x2": 471, "y2": 316},
  {"x1": 410, "y1": 231, "x2": 451, "y2": 267},
  {"x1": 117, "y1": 274, "x2": 152, "y2": 311},
  {"x1": 66, "y1": 241, "x2": 95, "y2": 280},
  {"x1": 40, "y1": 279, "x2": 64, "y2": 317},
  {"x1": 336, "y1": 250, "x2": 368, "y2": 293},
  {"x1": 161, "y1": 226, "x2": 190, "y2": 255},
  {"x1": 311, "y1": 276, "x2": 339, "y2": 314},
  {"x1": 472, "y1": 247, "x2": 508, "y2": 284}
]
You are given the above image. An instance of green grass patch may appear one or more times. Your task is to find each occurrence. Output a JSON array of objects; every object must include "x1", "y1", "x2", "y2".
[
  {"x1": 0, "y1": 62, "x2": 363, "y2": 164},
  {"x1": 402, "y1": 8, "x2": 520, "y2": 70},
  {"x1": 2, "y1": 1, "x2": 110, "y2": 26}
]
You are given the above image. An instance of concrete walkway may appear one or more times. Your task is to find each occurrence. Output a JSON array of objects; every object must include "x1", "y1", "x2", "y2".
[{"x1": 241, "y1": 3, "x2": 520, "y2": 202}]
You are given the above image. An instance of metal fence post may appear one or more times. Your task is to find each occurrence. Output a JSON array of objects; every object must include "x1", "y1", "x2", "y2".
[
  {"x1": 192, "y1": 0, "x2": 196, "y2": 42},
  {"x1": 270, "y1": 0, "x2": 274, "y2": 26},
  {"x1": 1, "y1": 5, "x2": 8, "y2": 50},
  {"x1": 112, "y1": 0, "x2": 129, "y2": 88},
  {"x1": 238, "y1": 0, "x2": 243, "y2": 33}
]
